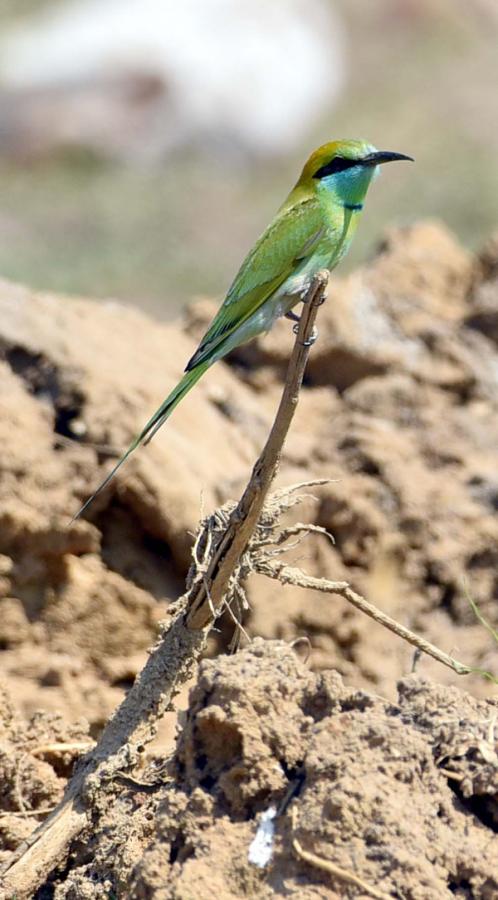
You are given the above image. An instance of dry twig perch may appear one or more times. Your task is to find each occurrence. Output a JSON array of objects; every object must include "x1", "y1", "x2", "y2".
[{"x1": 0, "y1": 271, "x2": 329, "y2": 899}]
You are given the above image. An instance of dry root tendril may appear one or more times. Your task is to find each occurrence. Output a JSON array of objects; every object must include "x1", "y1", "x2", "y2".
[
  {"x1": 186, "y1": 481, "x2": 487, "y2": 679},
  {"x1": 187, "y1": 479, "x2": 335, "y2": 645}
]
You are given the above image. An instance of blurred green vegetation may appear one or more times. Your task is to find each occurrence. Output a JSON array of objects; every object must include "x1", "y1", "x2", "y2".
[
  {"x1": 0, "y1": 0, "x2": 496, "y2": 318},
  {"x1": 0, "y1": 0, "x2": 54, "y2": 20}
]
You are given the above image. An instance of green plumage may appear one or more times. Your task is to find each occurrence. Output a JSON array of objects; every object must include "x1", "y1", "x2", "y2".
[
  {"x1": 186, "y1": 197, "x2": 324, "y2": 370},
  {"x1": 73, "y1": 139, "x2": 412, "y2": 519}
]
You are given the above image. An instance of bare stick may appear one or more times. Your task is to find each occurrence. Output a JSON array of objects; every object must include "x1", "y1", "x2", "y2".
[
  {"x1": 291, "y1": 807, "x2": 392, "y2": 900},
  {"x1": 186, "y1": 270, "x2": 329, "y2": 629},
  {"x1": 0, "y1": 273, "x2": 329, "y2": 900},
  {"x1": 259, "y1": 561, "x2": 478, "y2": 677},
  {"x1": 292, "y1": 836, "x2": 392, "y2": 900},
  {"x1": 0, "y1": 611, "x2": 206, "y2": 899}
]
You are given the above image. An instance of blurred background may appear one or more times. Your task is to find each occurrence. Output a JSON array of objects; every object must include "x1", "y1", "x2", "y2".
[{"x1": 0, "y1": 0, "x2": 496, "y2": 317}]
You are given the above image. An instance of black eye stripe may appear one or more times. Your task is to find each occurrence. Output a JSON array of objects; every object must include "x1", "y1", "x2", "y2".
[{"x1": 313, "y1": 157, "x2": 359, "y2": 179}]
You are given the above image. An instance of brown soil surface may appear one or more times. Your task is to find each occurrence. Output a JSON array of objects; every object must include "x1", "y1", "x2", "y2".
[{"x1": 0, "y1": 221, "x2": 497, "y2": 896}]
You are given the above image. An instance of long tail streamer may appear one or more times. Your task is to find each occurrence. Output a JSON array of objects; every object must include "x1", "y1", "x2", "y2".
[{"x1": 71, "y1": 361, "x2": 210, "y2": 522}]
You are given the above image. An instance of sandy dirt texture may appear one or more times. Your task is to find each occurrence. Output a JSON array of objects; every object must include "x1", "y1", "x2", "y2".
[
  {"x1": 0, "y1": 220, "x2": 497, "y2": 895},
  {"x1": 2, "y1": 641, "x2": 498, "y2": 898}
]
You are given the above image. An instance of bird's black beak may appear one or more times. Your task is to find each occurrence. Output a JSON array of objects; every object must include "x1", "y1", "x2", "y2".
[{"x1": 361, "y1": 151, "x2": 414, "y2": 166}]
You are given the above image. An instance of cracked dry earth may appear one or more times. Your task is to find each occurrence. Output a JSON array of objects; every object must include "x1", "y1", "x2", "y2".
[{"x1": 0, "y1": 221, "x2": 497, "y2": 896}]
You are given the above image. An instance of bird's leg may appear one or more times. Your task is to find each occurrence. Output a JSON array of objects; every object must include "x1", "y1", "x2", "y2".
[{"x1": 285, "y1": 311, "x2": 301, "y2": 323}]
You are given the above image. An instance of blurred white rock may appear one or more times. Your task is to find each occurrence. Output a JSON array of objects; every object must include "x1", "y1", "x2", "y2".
[{"x1": 0, "y1": 0, "x2": 345, "y2": 162}]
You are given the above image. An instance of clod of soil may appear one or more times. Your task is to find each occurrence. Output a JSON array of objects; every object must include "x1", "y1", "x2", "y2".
[{"x1": 2, "y1": 641, "x2": 497, "y2": 898}]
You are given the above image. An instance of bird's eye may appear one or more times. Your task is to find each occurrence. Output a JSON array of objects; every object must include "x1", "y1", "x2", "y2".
[{"x1": 313, "y1": 157, "x2": 359, "y2": 179}]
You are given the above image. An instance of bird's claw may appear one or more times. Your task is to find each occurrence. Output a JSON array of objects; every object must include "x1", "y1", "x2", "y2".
[{"x1": 300, "y1": 326, "x2": 318, "y2": 347}]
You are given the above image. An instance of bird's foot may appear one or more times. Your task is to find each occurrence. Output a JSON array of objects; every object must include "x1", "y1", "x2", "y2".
[
  {"x1": 300, "y1": 285, "x2": 326, "y2": 307},
  {"x1": 293, "y1": 322, "x2": 318, "y2": 346},
  {"x1": 286, "y1": 311, "x2": 318, "y2": 345},
  {"x1": 304, "y1": 326, "x2": 318, "y2": 346}
]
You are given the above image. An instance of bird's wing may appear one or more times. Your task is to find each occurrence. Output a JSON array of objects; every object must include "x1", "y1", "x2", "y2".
[{"x1": 185, "y1": 197, "x2": 324, "y2": 371}]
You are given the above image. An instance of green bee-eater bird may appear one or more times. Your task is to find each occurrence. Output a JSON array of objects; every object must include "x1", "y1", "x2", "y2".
[{"x1": 74, "y1": 140, "x2": 412, "y2": 519}]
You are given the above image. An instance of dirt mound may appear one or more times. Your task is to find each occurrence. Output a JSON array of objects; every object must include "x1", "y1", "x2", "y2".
[
  {"x1": 131, "y1": 641, "x2": 498, "y2": 899},
  {"x1": 0, "y1": 220, "x2": 497, "y2": 895},
  {"x1": 3, "y1": 641, "x2": 497, "y2": 898}
]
